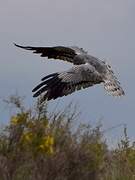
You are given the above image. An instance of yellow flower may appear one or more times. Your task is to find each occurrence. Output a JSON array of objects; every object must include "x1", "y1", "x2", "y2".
[
  {"x1": 48, "y1": 147, "x2": 54, "y2": 154},
  {"x1": 21, "y1": 132, "x2": 33, "y2": 143},
  {"x1": 10, "y1": 114, "x2": 26, "y2": 125},
  {"x1": 10, "y1": 116, "x2": 20, "y2": 125},
  {"x1": 38, "y1": 135, "x2": 54, "y2": 155},
  {"x1": 44, "y1": 136, "x2": 54, "y2": 146}
]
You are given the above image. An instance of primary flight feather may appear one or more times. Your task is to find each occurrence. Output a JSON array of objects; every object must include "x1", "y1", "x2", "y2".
[{"x1": 14, "y1": 43, "x2": 125, "y2": 101}]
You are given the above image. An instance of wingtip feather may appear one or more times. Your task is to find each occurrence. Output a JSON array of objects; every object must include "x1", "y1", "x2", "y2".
[
  {"x1": 14, "y1": 43, "x2": 32, "y2": 50},
  {"x1": 14, "y1": 43, "x2": 23, "y2": 48}
]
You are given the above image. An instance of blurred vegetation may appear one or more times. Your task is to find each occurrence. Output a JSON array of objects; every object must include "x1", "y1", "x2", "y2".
[{"x1": 0, "y1": 95, "x2": 135, "y2": 180}]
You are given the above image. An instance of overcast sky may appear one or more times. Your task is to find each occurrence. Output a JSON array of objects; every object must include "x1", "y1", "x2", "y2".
[{"x1": 0, "y1": 0, "x2": 135, "y2": 146}]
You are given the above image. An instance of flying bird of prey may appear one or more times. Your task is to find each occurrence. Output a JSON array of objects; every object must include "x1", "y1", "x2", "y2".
[{"x1": 14, "y1": 43, "x2": 125, "y2": 101}]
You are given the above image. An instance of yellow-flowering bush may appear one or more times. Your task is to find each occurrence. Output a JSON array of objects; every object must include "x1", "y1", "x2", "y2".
[{"x1": 0, "y1": 96, "x2": 134, "y2": 180}]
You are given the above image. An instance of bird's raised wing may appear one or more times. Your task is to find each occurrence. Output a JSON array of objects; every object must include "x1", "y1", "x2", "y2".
[
  {"x1": 32, "y1": 64, "x2": 103, "y2": 101},
  {"x1": 14, "y1": 43, "x2": 87, "y2": 64}
]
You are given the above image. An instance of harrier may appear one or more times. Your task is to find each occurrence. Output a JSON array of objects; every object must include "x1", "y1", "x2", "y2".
[{"x1": 15, "y1": 44, "x2": 125, "y2": 101}]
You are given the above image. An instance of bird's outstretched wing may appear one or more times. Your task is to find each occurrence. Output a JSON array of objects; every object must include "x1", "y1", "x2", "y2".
[
  {"x1": 14, "y1": 43, "x2": 87, "y2": 64},
  {"x1": 32, "y1": 64, "x2": 103, "y2": 101},
  {"x1": 103, "y1": 64, "x2": 125, "y2": 96}
]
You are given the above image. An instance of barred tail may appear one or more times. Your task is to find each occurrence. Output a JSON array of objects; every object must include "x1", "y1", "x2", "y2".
[{"x1": 104, "y1": 78, "x2": 125, "y2": 96}]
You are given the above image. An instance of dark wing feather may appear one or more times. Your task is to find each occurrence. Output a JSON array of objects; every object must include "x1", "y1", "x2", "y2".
[
  {"x1": 32, "y1": 64, "x2": 103, "y2": 101},
  {"x1": 14, "y1": 43, "x2": 76, "y2": 63}
]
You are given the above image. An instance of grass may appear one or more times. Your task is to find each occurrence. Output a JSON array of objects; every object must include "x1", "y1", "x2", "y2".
[{"x1": 0, "y1": 95, "x2": 135, "y2": 180}]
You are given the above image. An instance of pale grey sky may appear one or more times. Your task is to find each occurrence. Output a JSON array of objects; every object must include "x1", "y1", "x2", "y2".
[{"x1": 0, "y1": 0, "x2": 135, "y2": 145}]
